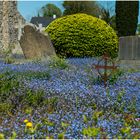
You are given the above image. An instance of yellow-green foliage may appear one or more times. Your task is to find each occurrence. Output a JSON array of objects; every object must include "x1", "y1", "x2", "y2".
[{"x1": 46, "y1": 13, "x2": 118, "y2": 58}]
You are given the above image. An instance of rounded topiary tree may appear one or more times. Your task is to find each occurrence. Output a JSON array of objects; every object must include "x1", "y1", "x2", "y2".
[{"x1": 45, "y1": 13, "x2": 118, "y2": 58}]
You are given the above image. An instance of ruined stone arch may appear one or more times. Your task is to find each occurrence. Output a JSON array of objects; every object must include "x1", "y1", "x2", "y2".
[{"x1": 0, "y1": 1, "x2": 26, "y2": 51}]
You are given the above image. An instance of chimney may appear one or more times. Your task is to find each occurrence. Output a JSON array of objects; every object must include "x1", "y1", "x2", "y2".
[{"x1": 53, "y1": 14, "x2": 56, "y2": 19}]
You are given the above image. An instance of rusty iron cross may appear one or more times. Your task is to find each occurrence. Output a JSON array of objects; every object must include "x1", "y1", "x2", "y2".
[{"x1": 94, "y1": 54, "x2": 117, "y2": 87}]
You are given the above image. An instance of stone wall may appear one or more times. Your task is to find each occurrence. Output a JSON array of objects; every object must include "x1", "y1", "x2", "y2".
[
  {"x1": 0, "y1": 2, "x2": 3, "y2": 50},
  {"x1": 0, "y1": 1, "x2": 25, "y2": 52}
]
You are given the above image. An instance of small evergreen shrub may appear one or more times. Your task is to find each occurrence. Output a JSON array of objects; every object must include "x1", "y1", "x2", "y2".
[
  {"x1": 109, "y1": 69, "x2": 125, "y2": 84},
  {"x1": 23, "y1": 89, "x2": 45, "y2": 107},
  {"x1": 0, "y1": 71, "x2": 46, "y2": 112},
  {"x1": 48, "y1": 56, "x2": 69, "y2": 69},
  {"x1": 4, "y1": 57, "x2": 15, "y2": 64},
  {"x1": 20, "y1": 71, "x2": 51, "y2": 80},
  {"x1": 0, "y1": 103, "x2": 12, "y2": 114},
  {"x1": 46, "y1": 13, "x2": 118, "y2": 58},
  {"x1": 92, "y1": 68, "x2": 124, "y2": 86},
  {"x1": 3, "y1": 44, "x2": 15, "y2": 64},
  {"x1": 0, "y1": 71, "x2": 20, "y2": 102}
]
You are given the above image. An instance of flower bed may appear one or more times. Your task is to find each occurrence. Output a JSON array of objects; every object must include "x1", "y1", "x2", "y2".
[{"x1": 0, "y1": 58, "x2": 140, "y2": 139}]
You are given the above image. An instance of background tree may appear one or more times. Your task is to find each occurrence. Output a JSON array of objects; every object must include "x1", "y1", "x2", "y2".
[
  {"x1": 137, "y1": 24, "x2": 140, "y2": 35},
  {"x1": 99, "y1": 2, "x2": 116, "y2": 30},
  {"x1": 39, "y1": 3, "x2": 62, "y2": 18},
  {"x1": 115, "y1": 1, "x2": 139, "y2": 37},
  {"x1": 63, "y1": 1, "x2": 100, "y2": 17}
]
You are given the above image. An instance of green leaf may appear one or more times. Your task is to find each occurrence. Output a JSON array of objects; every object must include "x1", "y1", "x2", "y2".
[
  {"x1": 58, "y1": 132, "x2": 65, "y2": 139},
  {"x1": 83, "y1": 115, "x2": 88, "y2": 123},
  {"x1": 10, "y1": 131, "x2": 17, "y2": 139},
  {"x1": 61, "y1": 122, "x2": 69, "y2": 128},
  {"x1": 120, "y1": 127, "x2": 131, "y2": 135},
  {"x1": 0, "y1": 133, "x2": 5, "y2": 139}
]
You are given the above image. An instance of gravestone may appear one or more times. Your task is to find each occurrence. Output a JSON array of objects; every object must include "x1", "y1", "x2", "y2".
[
  {"x1": 19, "y1": 25, "x2": 56, "y2": 59},
  {"x1": 119, "y1": 36, "x2": 140, "y2": 66}
]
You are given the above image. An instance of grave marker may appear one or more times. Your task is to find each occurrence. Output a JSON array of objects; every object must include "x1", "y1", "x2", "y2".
[
  {"x1": 119, "y1": 36, "x2": 140, "y2": 60},
  {"x1": 93, "y1": 54, "x2": 117, "y2": 87}
]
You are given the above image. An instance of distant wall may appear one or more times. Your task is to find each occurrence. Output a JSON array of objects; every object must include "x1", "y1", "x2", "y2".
[{"x1": 119, "y1": 36, "x2": 140, "y2": 60}]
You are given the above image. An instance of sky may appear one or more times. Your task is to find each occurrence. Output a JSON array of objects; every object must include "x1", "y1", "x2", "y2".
[
  {"x1": 18, "y1": 1, "x2": 64, "y2": 21},
  {"x1": 17, "y1": 1, "x2": 115, "y2": 21},
  {"x1": 17, "y1": 1, "x2": 139, "y2": 23}
]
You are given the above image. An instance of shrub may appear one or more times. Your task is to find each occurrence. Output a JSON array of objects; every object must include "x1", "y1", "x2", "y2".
[
  {"x1": 48, "y1": 56, "x2": 69, "y2": 69},
  {"x1": 20, "y1": 71, "x2": 51, "y2": 80},
  {"x1": 0, "y1": 71, "x2": 20, "y2": 102},
  {"x1": 23, "y1": 89, "x2": 45, "y2": 107},
  {"x1": 0, "y1": 103, "x2": 12, "y2": 114},
  {"x1": 92, "y1": 68, "x2": 124, "y2": 86},
  {"x1": 3, "y1": 44, "x2": 15, "y2": 64},
  {"x1": 109, "y1": 68, "x2": 125, "y2": 85},
  {"x1": 4, "y1": 57, "x2": 15, "y2": 64},
  {"x1": 0, "y1": 71, "x2": 46, "y2": 112},
  {"x1": 46, "y1": 13, "x2": 118, "y2": 58}
]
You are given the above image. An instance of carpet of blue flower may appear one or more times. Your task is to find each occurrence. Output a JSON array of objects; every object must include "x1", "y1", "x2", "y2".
[{"x1": 0, "y1": 57, "x2": 140, "y2": 139}]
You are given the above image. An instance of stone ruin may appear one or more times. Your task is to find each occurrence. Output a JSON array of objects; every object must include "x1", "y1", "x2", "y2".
[
  {"x1": 0, "y1": 1, "x2": 56, "y2": 59},
  {"x1": 0, "y1": 1, "x2": 25, "y2": 52}
]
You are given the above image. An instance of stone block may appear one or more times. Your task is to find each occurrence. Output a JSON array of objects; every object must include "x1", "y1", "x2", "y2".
[
  {"x1": 19, "y1": 25, "x2": 56, "y2": 59},
  {"x1": 119, "y1": 36, "x2": 140, "y2": 60}
]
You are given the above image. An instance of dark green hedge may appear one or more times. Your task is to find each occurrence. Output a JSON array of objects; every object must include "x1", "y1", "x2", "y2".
[
  {"x1": 46, "y1": 13, "x2": 118, "y2": 58},
  {"x1": 115, "y1": 1, "x2": 139, "y2": 37}
]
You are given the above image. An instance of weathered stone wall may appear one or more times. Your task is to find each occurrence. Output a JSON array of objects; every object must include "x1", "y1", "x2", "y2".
[
  {"x1": 0, "y1": 1, "x2": 3, "y2": 50},
  {"x1": 2, "y1": 1, "x2": 10, "y2": 50},
  {"x1": 0, "y1": 1, "x2": 25, "y2": 52},
  {"x1": 8, "y1": 1, "x2": 18, "y2": 44}
]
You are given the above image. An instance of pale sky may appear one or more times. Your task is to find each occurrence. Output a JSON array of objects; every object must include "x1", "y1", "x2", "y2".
[{"x1": 17, "y1": 1, "x2": 140, "y2": 23}]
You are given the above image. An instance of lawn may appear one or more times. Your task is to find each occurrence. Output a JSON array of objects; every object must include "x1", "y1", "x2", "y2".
[{"x1": 0, "y1": 57, "x2": 140, "y2": 139}]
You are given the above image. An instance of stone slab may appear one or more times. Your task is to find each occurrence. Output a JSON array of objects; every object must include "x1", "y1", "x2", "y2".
[
  {"x1": 119, "y1": 36, "x2": 140, "y2": 60},
  {"x1": 20, "y1": 25, "x2": 56, "y2": 59}
]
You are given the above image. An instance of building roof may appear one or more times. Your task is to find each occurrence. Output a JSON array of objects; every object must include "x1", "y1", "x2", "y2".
[{"x1": 30, "y1": 17, "x2": 55, "y2": 27}]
